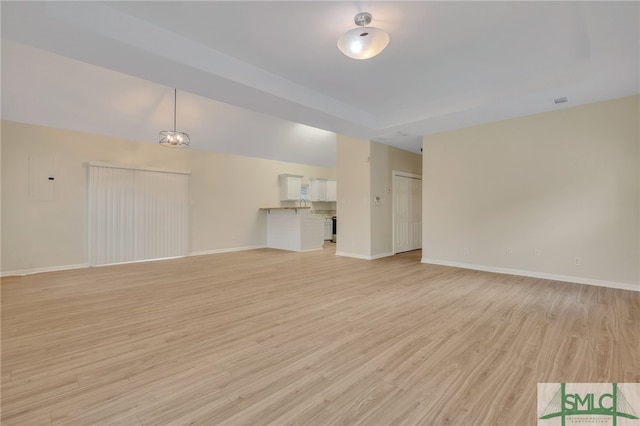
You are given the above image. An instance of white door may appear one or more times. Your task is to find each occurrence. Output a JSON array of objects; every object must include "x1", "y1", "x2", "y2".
[{"x1": 393, "y1": 172, "x2": 422, "y2": 253}]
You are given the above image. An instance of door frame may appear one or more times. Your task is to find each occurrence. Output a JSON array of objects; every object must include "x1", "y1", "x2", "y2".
[{"x1": 392, "y1": 170, "x2": 423, "y2": 255}]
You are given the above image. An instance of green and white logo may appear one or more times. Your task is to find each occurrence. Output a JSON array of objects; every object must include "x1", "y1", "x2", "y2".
[{"x1": 538, "y1": 383, "x2": 640, "y2": 426}]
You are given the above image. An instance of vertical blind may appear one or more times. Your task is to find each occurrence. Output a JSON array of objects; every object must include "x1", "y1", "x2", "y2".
[{"x1": 88, "y1": 162, "x2": 190, "y2": 266}]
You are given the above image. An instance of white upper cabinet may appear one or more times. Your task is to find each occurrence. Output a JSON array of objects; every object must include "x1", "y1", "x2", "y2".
[
  {"x1": 325, "y1": 180, "x2": 337, "y2": 202},
  {"x1": 279, "y1": 174, "x2": 303, "y2": 200},
  {"x1": 309, "y1": 178, "x2": 336, "y2": 202},
  {"x1": 309, "y1": 178, "x2": 326, "y2": 202}
]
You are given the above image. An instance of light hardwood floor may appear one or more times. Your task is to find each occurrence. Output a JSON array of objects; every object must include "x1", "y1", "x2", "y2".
[{"x1": 2, "y1": 245, "x2": 639, "y2": 425}]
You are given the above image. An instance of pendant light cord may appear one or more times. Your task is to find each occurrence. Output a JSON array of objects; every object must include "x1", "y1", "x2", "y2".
[{"x1": 173, "y1": 88, "x2": 177, "y2": 132}]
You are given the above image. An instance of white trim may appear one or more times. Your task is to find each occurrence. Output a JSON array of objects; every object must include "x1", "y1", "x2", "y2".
[
  {"x1": 1, "y1": 246, "x2": 267, "y2": 277},
  {"x1": 371, "y1": 252, "x2": 394, "y2": 259},
  {"x1": 92, "y1": 256, "x2": 187, "y2": 267},
  {"x1": 87, "y1": 161, "x2": 191, "y2": 175},
  {"x1": 335, "y1": 251, "x2": 373, "y2": 260},
  {"x1": 335, "y1": 251, "x2": 394, "y2": 260},
  {"x1": 1, "y1": 263, "x2": 89, "y2": 277},
  {"x1": 421, "y1": 258, "x2": 640, "y2": 292},
  {"x1": 189, "y1": 245, "x2": 267, "y2": 256}
]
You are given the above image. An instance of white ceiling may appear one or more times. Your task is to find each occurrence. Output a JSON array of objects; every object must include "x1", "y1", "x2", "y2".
[{"x1": 2, "y1": 1, "x2": 639, "y2": 167}]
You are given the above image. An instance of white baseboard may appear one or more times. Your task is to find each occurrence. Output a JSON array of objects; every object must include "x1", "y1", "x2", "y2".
[
  {"x1": 371, "y1": 252, "x2": 394, "y2": 260},
  {"x1": 335, "y1": 251, "x2": 394, "y2": 260},
  {"x1": 335, "y1": 251, "x2": 372, "y2": 260},
  {"x1": 421, "y1": 258, "x2": 640, "y2": 292},
  {"x1": 1, "y1": 263, "x2": 90, "y2": 278},
  {"x1": 1, "y1": 246, "x2": 268, "y2": 277},
  {"x1": 189, "y1": 245, "x2": 267, "y2": 257},
  {"x1": 92, "y1": 255, "x2": 188, "y2": 267}
]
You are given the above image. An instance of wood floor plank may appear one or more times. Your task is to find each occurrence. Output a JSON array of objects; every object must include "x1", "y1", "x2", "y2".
[{"x1": 2, "y1": 244, "x2": 639, "y2": 425}]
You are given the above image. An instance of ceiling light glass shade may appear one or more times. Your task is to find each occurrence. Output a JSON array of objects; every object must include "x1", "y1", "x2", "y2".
[
  {"x1": 338, "y1": 27, "x2": 389, "y2": 60},
  {"x1": 159, "y1": 88, "x2": 190, "y2": 148},
  {"x1": 337, "y1": 12, "x2": 389, "y2": 60},
  {"x1": 159, "y1": 130, "x2": 190, "y2": 148}
]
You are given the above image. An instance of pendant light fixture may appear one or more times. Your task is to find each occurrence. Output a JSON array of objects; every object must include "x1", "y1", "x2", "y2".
[
  {"x1": 159, "y1": 88, "x2": 190, "y2": 148},
  {"x1": 337, "y1": 12, "x2": 389, "y2": 60}
]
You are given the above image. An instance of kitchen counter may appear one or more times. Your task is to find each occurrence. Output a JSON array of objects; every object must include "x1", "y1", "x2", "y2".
[
  {"x1": 259, "y1": 206, "x2": 310, "y2": 212},
  {"x1": 259, "y1": 207, "x2": 323, "y2": 252}
]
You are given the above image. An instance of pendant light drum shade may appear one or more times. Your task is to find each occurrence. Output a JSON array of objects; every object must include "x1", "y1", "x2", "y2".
[{"x1": 337, "y1": 12, "x2": 389, "y2": 60}]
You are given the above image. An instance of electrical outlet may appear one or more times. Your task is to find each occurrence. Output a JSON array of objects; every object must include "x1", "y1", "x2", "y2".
[
  {"x1": 463, "y1": 247, "x2": 469, "y2": 255},
  {"x1": 506, "y1": 248, "x2": 513, "y2": 255},
  {"x1": 574, "y1": 257, "x2": 581, "y2": 266}
]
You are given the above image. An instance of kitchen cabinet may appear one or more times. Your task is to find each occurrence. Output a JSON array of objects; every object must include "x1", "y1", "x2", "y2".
[
  {"x1": 279, "y1": 174, "x2": 303, "y2": 201},
  {"x1": 309, "y1": 178, "x2": 337, "y2": 202},
  {"x1": 309, "y1": 178, "x2": 325, "y2": 201},
  {"x1": 325, "y1": 180, "x2": 337, "y2": 202},
  {"x1": 259, "y1": 207, "x2": 324, "y2": 252}
]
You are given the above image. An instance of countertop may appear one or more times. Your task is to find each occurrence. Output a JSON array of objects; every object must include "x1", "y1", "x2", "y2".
[{"x1": 259, "y1": 207, "x2": 311, "y2": 211}]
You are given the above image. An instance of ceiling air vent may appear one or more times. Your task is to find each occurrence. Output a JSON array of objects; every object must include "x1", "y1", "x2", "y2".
[{"x1": 554, "y1": 97, "x2": 568, "y2": 104}]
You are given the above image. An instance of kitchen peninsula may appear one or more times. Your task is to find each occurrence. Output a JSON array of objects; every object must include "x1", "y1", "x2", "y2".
[{"x1": 259, "y1": 207, "x2": 324, "y2": 252}]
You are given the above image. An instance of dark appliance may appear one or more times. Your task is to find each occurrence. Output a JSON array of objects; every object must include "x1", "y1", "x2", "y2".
[{"x1": 332, "y1": 216, "x2": 337, "y2": 243}]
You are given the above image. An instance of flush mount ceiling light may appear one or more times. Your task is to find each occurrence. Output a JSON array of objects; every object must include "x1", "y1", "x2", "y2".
[
  {"x1": 159, "y1": 88, "x2": 190, "y2": 148},
  {"x1": 337, "y1": 12, "x2": 389, "y2": 60}
]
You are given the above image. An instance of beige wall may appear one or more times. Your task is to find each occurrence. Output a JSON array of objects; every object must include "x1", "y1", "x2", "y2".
[
  {"x1": 335, "y1": 135, "x2": 371, "y2": 258},
  {"x1": 336, "y1": 136, "x2": 422, "y2": 259},
  {"x1": 422, "y1": 95, "x2": 640, "y2": 289},
  {"x1": 370, "y1": 141, "x2": 422, "y2": 257},
  {"x1": 1, "y1": 121, "x2": 335, "y2": 274}
]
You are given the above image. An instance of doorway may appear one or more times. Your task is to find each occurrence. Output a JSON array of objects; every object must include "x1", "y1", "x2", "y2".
[{"x1": 393, "y1": 171, "x2": 422, "y2": 254}]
